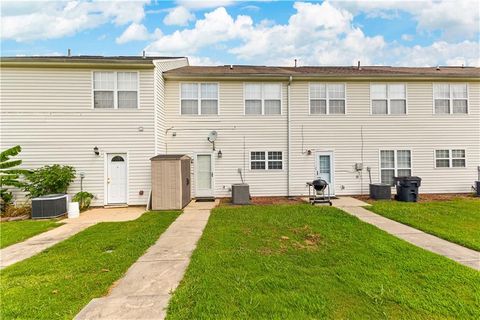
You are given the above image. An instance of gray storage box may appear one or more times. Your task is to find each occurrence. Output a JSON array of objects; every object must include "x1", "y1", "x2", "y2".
[
  {"x1": 31, "y1": 194, "x2": 68, "y2": 219},
  {"x1": 232, "y1": 183, "x2": 251, "y2": 205},
  {"x1": 475, "y1": 181, "x2": 480, "y2": 197},
  {"x1": 369, "y1": 183, "x2": 391, "y2": 200}
]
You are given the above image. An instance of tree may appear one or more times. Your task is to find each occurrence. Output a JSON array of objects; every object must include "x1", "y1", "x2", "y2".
[{"x1": 0, "y1": 145, "x2": 30, "y2": 207}]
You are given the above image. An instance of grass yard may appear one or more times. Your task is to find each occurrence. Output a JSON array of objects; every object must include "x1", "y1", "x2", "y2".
[
  {"x1": 0, "y1": 220, "x2": 62, "y2": 249},
  {"x1": 1, "y1": 211, "x2": 179, "y2": 320},
  {"x1": 367, "y1": 198, "x2": 480, "y2": 251},
  {"x1": 167, "y1": 204, "x2": 480, "y2": 319}
]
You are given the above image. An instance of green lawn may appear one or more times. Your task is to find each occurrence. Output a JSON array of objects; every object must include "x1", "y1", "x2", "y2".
[
  {"x1": 167, "y1": 205, "x2": 480, "y2": 319},
  {"x1": 367, "y1": 198, "x2": 480, "y2": 251},
  {"x1": 1, "y1": 211, "x2": 179, "y2": 320},
  {"x1": 0, "y1": 220, "x2": 62, "y2": 249}
]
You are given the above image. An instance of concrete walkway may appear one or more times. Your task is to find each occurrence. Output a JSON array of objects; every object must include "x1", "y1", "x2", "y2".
[
  {"x1": 332, "y1": 197, "x2": 480, "y2": 270},
  {"x1": 75, "y1": 200, "x2": 218, "y2": 320},
  {"x1": 0, "y1": 207, "x2": 145, "y2": 269}
]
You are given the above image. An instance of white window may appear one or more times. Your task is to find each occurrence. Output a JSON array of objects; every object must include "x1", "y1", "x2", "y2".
[
  {"x1": 250, "y1": 151, "x2": 283, "y2": 170},
  {"x1": 245, "y1": 83, "x2": 281, "y2": 115},
  {"x1": 371, "y1": 83, "x2": 406, "y2": 115},
  {"x1": 309, "y1": 83, "x2": 346, "y2": 114},
  {"x1": 434, "y1": 83, "x2": 468, "y2": 114},
  {"x1": 380, "y1": 150, "x2": 411, "y2": 185},
  {"x1": 181, "y1": 83, "x2": 218, "y2": 115},
  {"x1": 93, "y1": 71, "x2": 138, "y2": 109},
  {"x1": 435, "y1": 149, "x2": 466, "y2": 168}
]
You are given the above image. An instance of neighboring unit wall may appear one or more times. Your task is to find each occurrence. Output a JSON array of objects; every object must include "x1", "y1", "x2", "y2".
[
  {"x1": 153, "y1": 58, "x2": 189, "y2": 154},
  {"x1": 289, "y1": 81, "x2": 480, "y2": 196},
  {"x1": 164, "y1": 78, "x2": 479, "y2": 197},
  {"x1": 163, "y1": 80, "x2": 289, "y2": 197},
  {"x1": 0, "y1": 67, "x2": 156, "y2": 206}
]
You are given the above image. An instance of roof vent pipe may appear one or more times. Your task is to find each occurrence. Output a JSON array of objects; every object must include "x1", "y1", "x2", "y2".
[
  {"x1": 67, "y1": 48, "x2": 71, "y2": 57},
  {"x1": 142, "y1": 50, "x2": 146, "y2": 59},
  {"x1": 294, "y1": 59, "x2": 297, "y2": 67},
  {"x1": 436, "y1": 66, "x2": 440, "y2": 70},
  {"x1": 357, "y1": 60, "x2": 361, "y2": 70},
  {"x1": 230, "y1": 65, "x2": 233, "y2": 70}
]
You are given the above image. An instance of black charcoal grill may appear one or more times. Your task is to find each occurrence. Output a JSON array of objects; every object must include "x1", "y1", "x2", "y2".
[{"x1": 306, "y1": 179, "x2": 332, "y2": 206}]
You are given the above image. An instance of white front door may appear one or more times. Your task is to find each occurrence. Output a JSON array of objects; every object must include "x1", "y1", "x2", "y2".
[
  {"x1": 315, "y1": 151, "x2": 335, "y2": 195},
  {"x1": 196, "y1": 154, "x2": 214, "y2": 197},
  {"x1": 107, "y1": 153, "x2": 127, "y2": 204}
]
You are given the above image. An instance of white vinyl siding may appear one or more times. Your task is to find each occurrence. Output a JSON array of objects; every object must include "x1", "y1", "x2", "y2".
[
  {"x1": 380, "y1": 150, "x2": 412, "y2": 185},
  {"x1": 180, "y1": 83, "x2": 218, "y2": 115},
  {"x1": 250, "y1": 151, "x2": 283, "y2": 170},
  {"x1": 245, "y1": 83, "x2": 281, "y2": 115},
  {"x1": 434, "y1": 83, "x2": 468, "y2": 114},
  {"x1": 309, "y1": 83, "x2": 346, "y2": 114},
  {"x1": 371, "y1": 83, "x2": 406, "y2": 115},
  {"x1": 93, "y1": 71, "x2": 138, "y2": 109},
  {"x1": 435, "y1": 149, "x2": 466, "y2": 168}
]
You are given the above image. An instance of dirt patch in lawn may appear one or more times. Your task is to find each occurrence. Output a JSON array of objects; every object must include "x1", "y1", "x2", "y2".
[
  {"x1": 219, "y1": 196, "x2": 305, "y2": 207},
  {"x1": 354, "y1": 193, "x2": 476, "y2": 203}
]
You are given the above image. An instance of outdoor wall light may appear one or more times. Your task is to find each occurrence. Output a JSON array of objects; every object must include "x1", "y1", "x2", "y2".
[
  {"x1": 307, "y1": 149, "x2": 312, "y2": 155},
  {"x1": 217, "y1": 150, "x2": 223, "y2": 158},
  {"x1": 93, "y1": 146, "x2": 99, "y2": 156}
]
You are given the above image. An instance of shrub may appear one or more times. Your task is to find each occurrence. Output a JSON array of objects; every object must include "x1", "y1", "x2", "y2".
[
  {"x1": 73, "y1": 192, "x2": 94, "y2": 211},
  {"x1": 2, "y1": 202, "x2": 31, "y2": 218},
  {"x1": 0, "y1": 145, "x2": 30, "y2": 210},
  {"x1": 24, "y1": 165, "x2": 76, "y2": 198}
]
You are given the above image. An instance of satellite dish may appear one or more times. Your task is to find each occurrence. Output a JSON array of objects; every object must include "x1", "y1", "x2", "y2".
[{"x1": 207, "y1": 130, "x2": 218, "y2": 142}]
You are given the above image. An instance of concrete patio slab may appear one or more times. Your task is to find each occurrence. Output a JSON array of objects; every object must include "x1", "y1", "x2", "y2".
[
  {"x1": 75, "y1": 199, "x2": 219, "y2": 320},
  {"x1": 333, "y1": 197, "x2": 480, "y2": 270},
  {"x1": 0, "y1": 207, "x2": 145, "y2": 269}
]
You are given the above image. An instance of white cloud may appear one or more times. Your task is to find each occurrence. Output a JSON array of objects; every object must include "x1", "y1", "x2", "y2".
[
  {"x1": 334, "y1": 0, "x2": 480, "y2": 41},
  {"x1": 175, "y1": 0, "x2": 236, "y2": 10},
  {"x1": 116, "y1": 23, "x2": 151, "y2": 44},
  {"x1": 163, "y1": 6, "x2": 195, "y2": 26},
  {"x1": 188, "y1": 55, "x2": 224, "y2": 65},
  {"x1": 145, "y1": 1, "x2": 479, "y2": 67},
  {"x1": 145, "y1": 7, "x2": 253, "y2": 55},
  {"x1": 1, "y1": 0, "x2": 149, "y2": 41},
  {"x1": 401, "y1": 34, "x2": 413, "y2": 41}
]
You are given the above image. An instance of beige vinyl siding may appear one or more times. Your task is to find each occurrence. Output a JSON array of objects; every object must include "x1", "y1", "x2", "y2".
[
  {"x1": 153, "y1": 58, "x2": 189, "y2": 154},
  {"x1": 164, "y1": 80, "x2": 288, "y2": 197},
  {"x1": 0, "y1": 67, "x2": 155, "y2": 206},
  {"x1": 290, "y1": 81, "x2": 479, "y2": 196},
  {"x1": 165, "y1": 79, "x2": 479, "y2": 197}
]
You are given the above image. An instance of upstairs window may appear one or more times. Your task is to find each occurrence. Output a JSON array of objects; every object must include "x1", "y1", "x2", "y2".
[
  {"x1": 93, "y1": 71, "x2": 138, "y2": 109},
  {"x1": 181, "y1": 83, "x2": 218, "y2": 115},
  {"x1": 380, "y1": 150, "x2": 411, "y2": 185},
  {"x1": 371, "y1": 84, "x2": 406, "y2": 115},
  {"x1": 309, "y1": 83, "x2": 346, "y2": 115},
  {"x1": 250, "y1": 151, "x2": 283, "y2": 170},
  {"x1": 245, "y1": 83, "x2": 281, "y2": 115},
  {"x1": 434, "y1": 83, "x2": 468, "y2": 114},
  {"x1": 435, "y1": 149, "x2": 466, "y2": 168}
]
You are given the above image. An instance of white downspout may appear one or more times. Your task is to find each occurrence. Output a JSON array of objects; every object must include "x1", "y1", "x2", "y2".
[{"x1": 287, "y1": 75, "x2": 292, "y2": 198}]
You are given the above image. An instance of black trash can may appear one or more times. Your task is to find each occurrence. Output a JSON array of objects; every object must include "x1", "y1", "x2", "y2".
[
  {"x1": 476, "y1": 181, "x2": 480, "y2": 197},
  {"x1": 394, "y1": 176, "x2": 421, "y2": 202},
  {"x1": 369, "y1": 183, "x2": 391, "y2": 200}
]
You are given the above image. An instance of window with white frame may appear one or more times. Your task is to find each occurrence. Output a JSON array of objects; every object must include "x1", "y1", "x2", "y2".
[
  {"x1": 371, "y1": 84, "x2": 406, "y2": 115},
  {"x1": 245, "y1": 83, "x2": 281, "y2": 115},
  {"x1": 309, "y1": 83, "x2": 346, "y2": 114},
  {"x1": 250, "y1": 151, "x2": 283, "y2": 170},
  {"x1": 435, "y1": 149, "x2": 466, "y2": 168},
  {"x1": 181, "y1": 83, "x2": 218, "y2": 115},
  {"x1": 93, "y1": 71, "x2": 138, "y2": 109},
  {"x1": 434, "y1": 83, "x2": 468, "y2": 114},
  {"x1": 380, "y1": 150, "x2": 411, "y2": 185}
]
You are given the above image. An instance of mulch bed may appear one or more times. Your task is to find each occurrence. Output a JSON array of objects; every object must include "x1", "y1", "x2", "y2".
[
  {"x1": 354, "y1": 193, "x2": 476, "y2": 204},
  {"x1": 219, "y1": 196, "x2": 305, "y2": 207}
]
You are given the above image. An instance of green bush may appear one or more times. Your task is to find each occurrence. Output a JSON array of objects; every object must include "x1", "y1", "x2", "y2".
[
  {"x1": 1, "y1": 145, "x2": 30, "y2": 209},
  {"x1": 24, "y1": 165, "x2": 76, "y2": 198},
  {"x1": 72, "y1": 191, "x2": 94, "y2": 211}
]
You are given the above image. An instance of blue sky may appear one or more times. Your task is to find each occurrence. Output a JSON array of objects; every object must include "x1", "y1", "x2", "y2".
[{"x1": 1, "y1": 0, "x2": 479, "y2": 66}]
